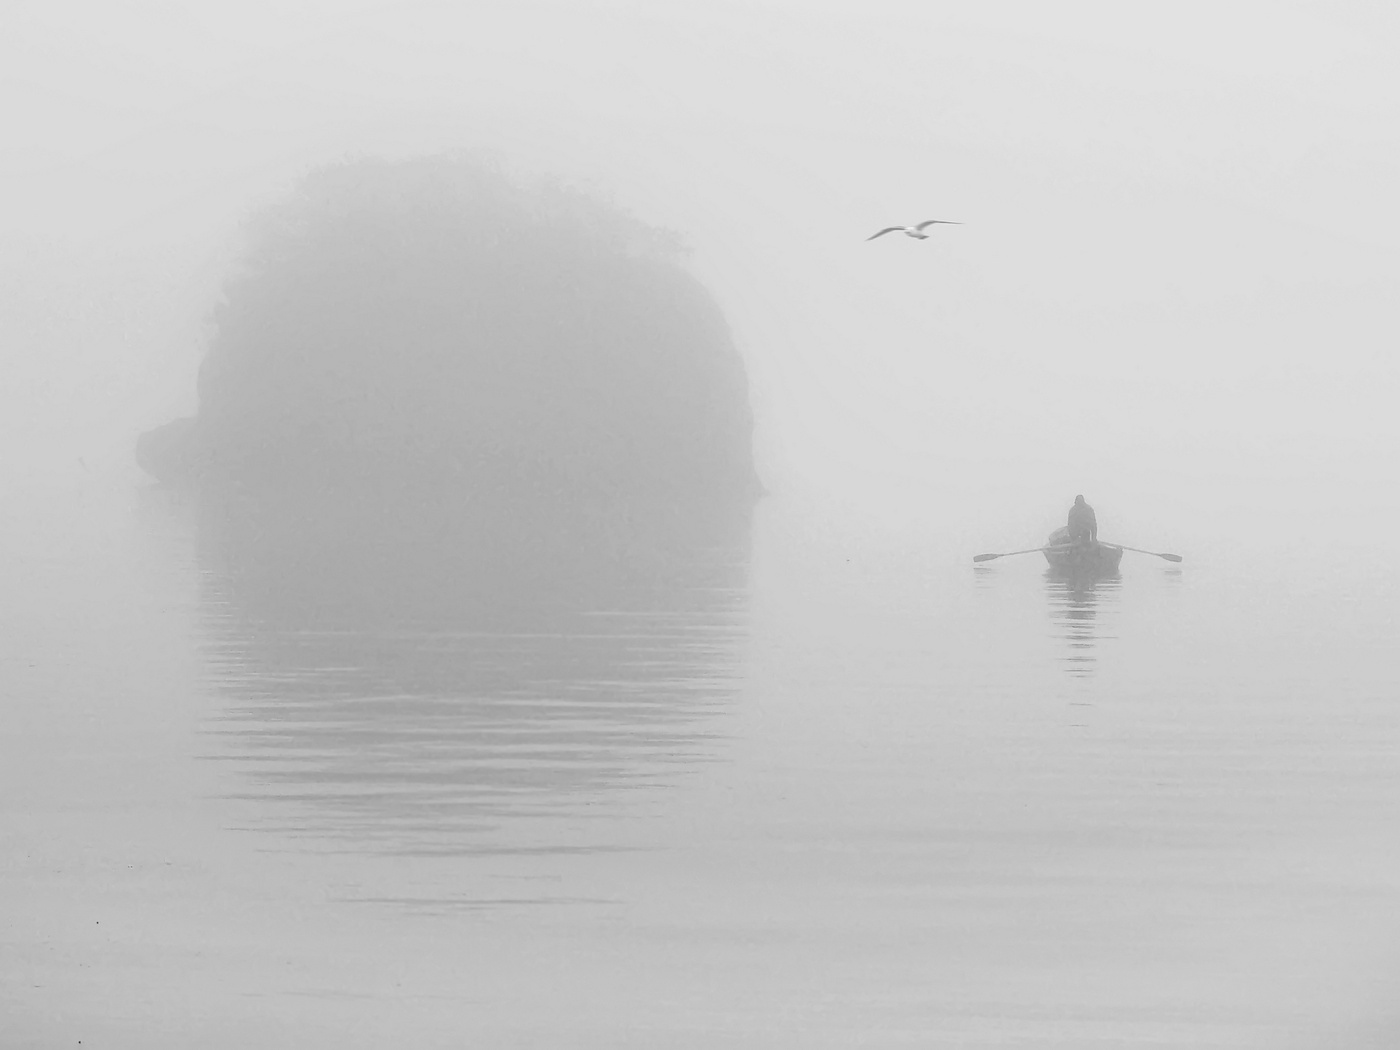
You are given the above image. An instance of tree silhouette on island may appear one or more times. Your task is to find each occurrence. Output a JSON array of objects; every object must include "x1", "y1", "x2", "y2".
[{"x1": 138, "y1": 156, "x2": 759, "y2": 525}]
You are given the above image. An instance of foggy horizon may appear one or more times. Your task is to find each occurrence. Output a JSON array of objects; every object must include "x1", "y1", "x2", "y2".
[
  {"x1": 6, "y1": 3, "x2": 1400, "y2": 1046},
  {"x1": 8, "y1": 2, "x2": 1398, "y2": 517}
]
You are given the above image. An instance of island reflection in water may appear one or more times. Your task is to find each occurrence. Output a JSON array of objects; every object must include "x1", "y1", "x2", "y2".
[
  {"x1": 194, "y1": 489, "x2": 752, "y2": 856},
  {"x1": 1043, "y1": 568, "x2": 1121, "y2": 678}
]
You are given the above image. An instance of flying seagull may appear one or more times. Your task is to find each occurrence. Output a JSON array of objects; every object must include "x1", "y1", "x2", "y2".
[{"x1": 867, "y1": 219, "x2": 962, "y2": 241}]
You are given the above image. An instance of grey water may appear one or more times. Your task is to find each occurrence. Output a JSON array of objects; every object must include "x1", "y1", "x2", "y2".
[{"x1": 6, "y1": 472, "x2": 1400, "y2": 1049}]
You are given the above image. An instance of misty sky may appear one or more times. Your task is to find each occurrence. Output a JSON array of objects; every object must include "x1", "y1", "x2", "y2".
[{"x1": 5, "y1": 0, "x2": 1398, "y2": 529}]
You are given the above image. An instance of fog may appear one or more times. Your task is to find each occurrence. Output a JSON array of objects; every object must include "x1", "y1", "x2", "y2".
[
  {"x1": 6, "y1": 3, "x2": 1400, "y2": 1046},
  {"x1": 9, "y1": 1, "x2": 1399, "y2": 536}
]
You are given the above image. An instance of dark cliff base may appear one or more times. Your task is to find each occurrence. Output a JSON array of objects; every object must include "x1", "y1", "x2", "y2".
[{"x1": 194, "y1": 481, "x2": 754, "y2": 634}]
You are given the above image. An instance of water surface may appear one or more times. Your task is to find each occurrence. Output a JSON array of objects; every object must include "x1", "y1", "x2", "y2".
[{"x1": 5, "y1": 476, "x2": 1400, "y2": 1048}]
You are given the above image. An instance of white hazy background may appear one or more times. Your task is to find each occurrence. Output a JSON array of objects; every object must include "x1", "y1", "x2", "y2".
[
  {"x1": 7, "y1": 5, "x2": 1400, "y2": 1046},
  {"x1": 6, "y1": 0, "x2": 1398, "y2": 552}
]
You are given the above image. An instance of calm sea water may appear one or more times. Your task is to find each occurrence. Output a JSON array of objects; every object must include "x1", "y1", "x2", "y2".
[{"x1": 5, "y1": 472, "x2": 1400, "y2": 1048}]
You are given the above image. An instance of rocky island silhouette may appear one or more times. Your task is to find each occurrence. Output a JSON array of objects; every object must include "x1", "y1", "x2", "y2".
[{"x1": 138, "y1": 156, "x2": 759, "y2": 534}]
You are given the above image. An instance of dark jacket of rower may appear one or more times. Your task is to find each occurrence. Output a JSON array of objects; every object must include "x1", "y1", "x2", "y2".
[{"x1": 1067, "y1": 495, "x2": 1098, "y2": 544}]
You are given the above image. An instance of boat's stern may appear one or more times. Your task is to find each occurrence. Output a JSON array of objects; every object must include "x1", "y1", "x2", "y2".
[{"x1": 1045, "y1": 528, "x2": 1122, "y2": 575}]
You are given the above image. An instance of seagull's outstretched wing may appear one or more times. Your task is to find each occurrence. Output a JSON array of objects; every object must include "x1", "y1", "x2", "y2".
[
  {"x1": 915, "y1": 219, "x2": 962, "y2": 230},
  {"x1": 867, "y1": 227, "x2": 905, "y2": 240}
]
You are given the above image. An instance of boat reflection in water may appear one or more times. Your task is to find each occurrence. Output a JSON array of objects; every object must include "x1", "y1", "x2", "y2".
[
  {"x1": 194, "y1": 487, "x2": 752, "y2": 857},
  {"x1": 1043, "y1": 564, "x2": 1121, "y2": 678}
]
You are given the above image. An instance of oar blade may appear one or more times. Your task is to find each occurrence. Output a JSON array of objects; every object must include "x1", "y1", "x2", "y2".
[
  {"x1": 972, "y1": 553, "x2": 1000, "y2": 563},
  {"x1": 1160, "y1": 552, "x2": 1183, "y2": 562}
]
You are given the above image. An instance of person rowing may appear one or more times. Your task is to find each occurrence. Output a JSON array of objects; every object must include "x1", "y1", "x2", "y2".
[
  {"x1": 972, "y1": 499, "x2": 1182, "y2": 563},
  {"x1": 1067, "y1": 495, "x2": 1098, "y2": 546}
]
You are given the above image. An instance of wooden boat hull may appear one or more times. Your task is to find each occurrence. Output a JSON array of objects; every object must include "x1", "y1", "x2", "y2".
[{"x1": 1043, "y1": 527, "x2": 1124, "y2": 575}]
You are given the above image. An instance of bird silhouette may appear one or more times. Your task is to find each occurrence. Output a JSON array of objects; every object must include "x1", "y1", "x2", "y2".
[{"x1": 867, "y1": 219, "x2": 962, "y2": 241}]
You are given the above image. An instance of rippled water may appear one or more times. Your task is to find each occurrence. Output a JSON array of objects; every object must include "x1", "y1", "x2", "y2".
[
  {"x1": 6, "y1": 476, "x2": 1400, "y2": 1048},
  {"x1": 1041, "y1": 569, "x2": 1125, "y2": 678},
  {"x1": 204, "y1": 613, "x2": 748, "y2": 859}
]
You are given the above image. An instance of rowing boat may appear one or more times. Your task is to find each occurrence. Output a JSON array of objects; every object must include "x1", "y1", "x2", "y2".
[{"x1": 1043, "y1": 527, "x2": 1124, "y2": 575}]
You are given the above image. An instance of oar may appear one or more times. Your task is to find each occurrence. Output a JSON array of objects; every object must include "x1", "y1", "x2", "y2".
[
  {"x1": 973, "y1": 544, "x2": 1073, "y2": 563},
  {"x1": 1103, "y1": 543, "x2": 1182, "y2": 563}
]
